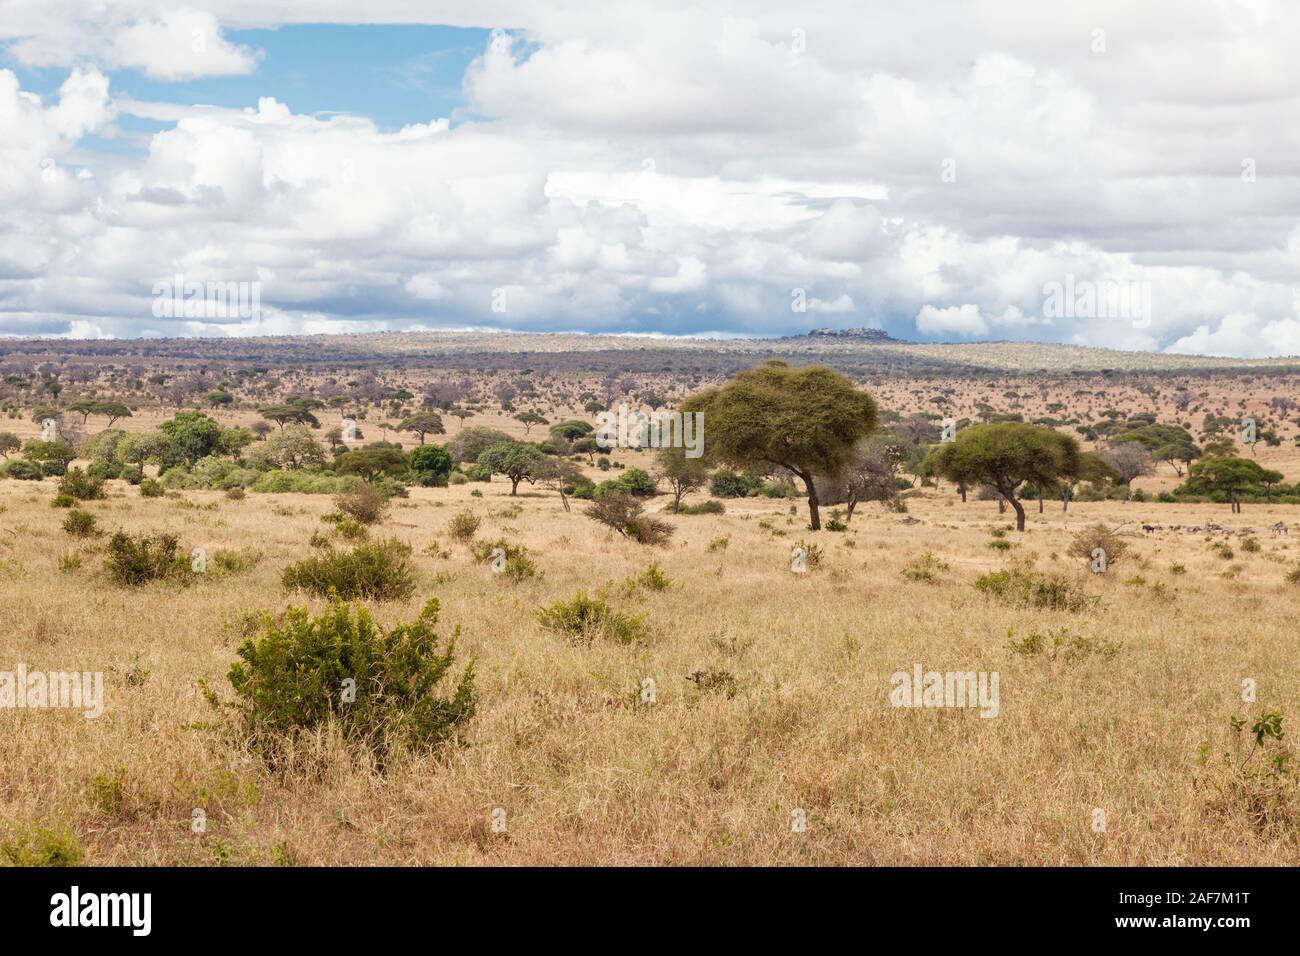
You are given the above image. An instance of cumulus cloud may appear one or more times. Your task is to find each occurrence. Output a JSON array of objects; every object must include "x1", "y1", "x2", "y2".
[
  {"x1": 1, "y1": 2, "x2": 1299, "y2": 352},
  {"x1": 916, "y1": 304, "x2": 989, "y2": 337},
  {"x1": 111, "y1": 10, "x2": 258, "y2": 80}
]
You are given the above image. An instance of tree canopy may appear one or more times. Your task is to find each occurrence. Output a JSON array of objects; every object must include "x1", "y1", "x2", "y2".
[
  {"x1": 681, "y1": 360, "x2": 877, "y2": 529},
  {"x1": 926, "y1": 422, "x2": 1081, "y2": 531}
]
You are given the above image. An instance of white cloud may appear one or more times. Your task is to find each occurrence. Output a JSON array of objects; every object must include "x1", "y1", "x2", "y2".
[
  {"x1": 916, "y1": 304, "x2": 989, "y2": 337},
  {"x1": 2, "y1": 3, "x2": 1300, "y2": 352}
]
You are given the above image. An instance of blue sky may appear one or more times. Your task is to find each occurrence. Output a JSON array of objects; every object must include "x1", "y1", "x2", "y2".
[
  {"x1": 10, "y1": 24, "x2": 490, "y2": 148},
  {"x1": 1, "y1": 3, "x2": 1298, "y2": 355}
]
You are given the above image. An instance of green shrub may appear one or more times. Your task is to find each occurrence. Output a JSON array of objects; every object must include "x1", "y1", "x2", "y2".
[
  {"x1": 677, "y1": 499, "x2": 725, "y2": 515},
  {"x1": 281, "y1": 538, "x2": 415, "y2": 601},
  {"x1": 500, "y1": 552, "x2": 540, "y2": 583},
  {"x1": 139, "y1": 478, "x2": 164, "y2": 498},
  {"x1": 710, "y1": 470, "x2": 762, "y2": 498},
  {"x1": 215, "y1": 598, "x2": 474, "y2": 758},
  {"x1": 51, "y1": 493, "x2": 74, "y2": 508},
  {"x1": 446, "y1": 510, "x2": 481, "y2": 543},
  {"x1": 58, "y1": 467, "x2": 106, "y2": 501},
  {"x1": 104, "y1": 531, "x2": 191, "y2": 587},
  {"x1": 326, "y1": 515, "x2": 369, "y2": 541},
  {"x1": 464, "y1": 463, "x2": 492, "y2": 482},
  {"x1": 211, "y1": 549, "x2": 260, "y2": 576},
  {"x1": 3, "y1": 459, "x2": 44, "y2": 481},
  {"x1": 62, "y1": 509, "x2": 99, "y2": 537},
  {"x1": 975, "y1": 566, "x2": 1095, "y2": 612},
  {"x1": 40, "y1": 460, "x2": 66, "y2": 478},
  {"x1": 0, "y1": 825, "x2": 85, "y2": 866},
  {"x1": 631, "y1": 562, "x2": 670, "y2": 591},
  {"x1": 120, "y1": 464, "x2": 144, "y2": 485},
  {"x1": 85, "y1": 460, "x2": 121, "y2": 481},
  {"x1": 537, "y1": 593, "x2": 647, "y2": 644},
  {"x1": 901, "y1": 551, "x2": 950, "y2": 582}
]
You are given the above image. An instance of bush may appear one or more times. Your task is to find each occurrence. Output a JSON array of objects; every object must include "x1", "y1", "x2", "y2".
[
  {"x1": 632, "y1": 562, "x2": 670, "y2": 591},
  {"x1": 51, "y1": 493, "x2": 74, "y2": 508},
  {"x1": 58, "y1": 467, "x2": 106, "y2": 501},
  {"x1": 0, "y1": 825, "x2": 85, "y2": 866},
  {"x1": 975, "y1": 566, "x2": 1095, "y2": 612},
  {"x1": 139, "y1": 478, "x2": 164, "y2": 498},
  {"x1": 3, "y1": 459, "x2": 44, "y2": 481},
  {"x1": 40, "y1": 460, "x2": 66, "y2": 478},
  {"x1": 85, "y1": 461, "x2": 121, "y2": 482},
  {"x1": 120, "y1": 464, "x2": 144, "y2": 485},
  {"x1": 211, "y1": 549, "x2": 260, "y2": 576},
  {"x1": 464, "y1": 463, "x2": 492, "y2": 482},
  {"x1": 104, "y1": 531, "x2": 191, "y2": 587},
  {"x1": 214, "y1": 598, "x2": 475, "y2": 759},
  {"x1": 408, "y1": 444, "x2": 453, "y2": 487},
  {"x1": 901, "y1": 551, "x2": 950, "y2": 582},
  {"x1": 62, "y1": 509, "x2": 99, "y2": 537},
  {"x1": 1065, "y1": 523, "x2": 1129, "y2": 568},
  {"x1": 323, "y1": 514, "x2": 369, "y2": 541},
  {"x1": 585, "y1": 494, "x2": 674, "y2": 546},
  {"x1": 446, "y1": 510, "x2": 481, "y2": 543},
  {"x1": 537, "y1": 593, "x2": 647, "y2": 644},
  {"x1": 281, "y1": 538, "x2": 415, "y2": 601},
  {"x1": 334, "y1": 484, "x2": 390, "y2": 525},
  {"x1": 614, "y1": 467, "x2": 657, "y2": 497},
  {"x1": 710, "y1": 470, "x2": 762, "y2": 498},
  {"x1": 676, "y1": 498, "x2": 725, "y2": 515}
]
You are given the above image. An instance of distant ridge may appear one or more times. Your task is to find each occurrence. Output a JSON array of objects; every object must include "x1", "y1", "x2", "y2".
[
  {"x1": 2, "y1": 329, "x2": 1299, "y2": 374},
  {"x1": 798, "y1": 327, "x2": 904, "y2": 343}
]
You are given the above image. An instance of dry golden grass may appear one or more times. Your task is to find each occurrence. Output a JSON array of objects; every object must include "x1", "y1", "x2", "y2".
[{"x1": 1, "y1": 474, "x2": 1298, "y2": 866}]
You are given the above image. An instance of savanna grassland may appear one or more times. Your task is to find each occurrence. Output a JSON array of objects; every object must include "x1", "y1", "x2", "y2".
[{"x1": 0, "y1": 332, "x2": 1298, "y2": 866}]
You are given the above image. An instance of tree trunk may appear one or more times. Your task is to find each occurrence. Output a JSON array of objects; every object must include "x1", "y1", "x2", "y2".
[
  {"x1": 799, "y1": 471, "x2": 821, "y2": 530},
  {"x1": 1009, "y1": 495, "x2": 1027, "y2": 531},
  {"x1": 959, "y1": 481, "x2": 967, "y2": 503},
  {"x1": 1038, "y1": 494, "x2": 1044, "y2": 513},
  {"x1": 510, "y1": 477, "x2": 520, "y2": 495}
]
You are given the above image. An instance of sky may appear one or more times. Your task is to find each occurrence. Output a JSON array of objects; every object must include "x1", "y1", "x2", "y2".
[{"x1": 0, "y1": 1, "x2": 1298, "y2": 356}]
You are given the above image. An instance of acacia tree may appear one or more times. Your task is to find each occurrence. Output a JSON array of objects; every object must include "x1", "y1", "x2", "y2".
[
  {"x1": 681, "y1": 361, "x2": 878, "y2": 530},
  {"x1": 398, "y1": 411, "x2": 445, "y2": 445},
  {"x1": 514, "y1": 410, "x2": 548, "y2": 435},
  {"x1": 95, "y1": 402, "x2": 132, "y2": 428},
  {"x1": 653, "y1": 446, "x2": 708, "y2": 513},
  {"x1": 927, "y1": 422, "x2": 1081, "y2": 531},
  {"x1": 1182, "y1": 456, "x2": 1282, "y2": 513},
  {"x1": 477, "y1": 440, "x2": 545, "y2": 496}
]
